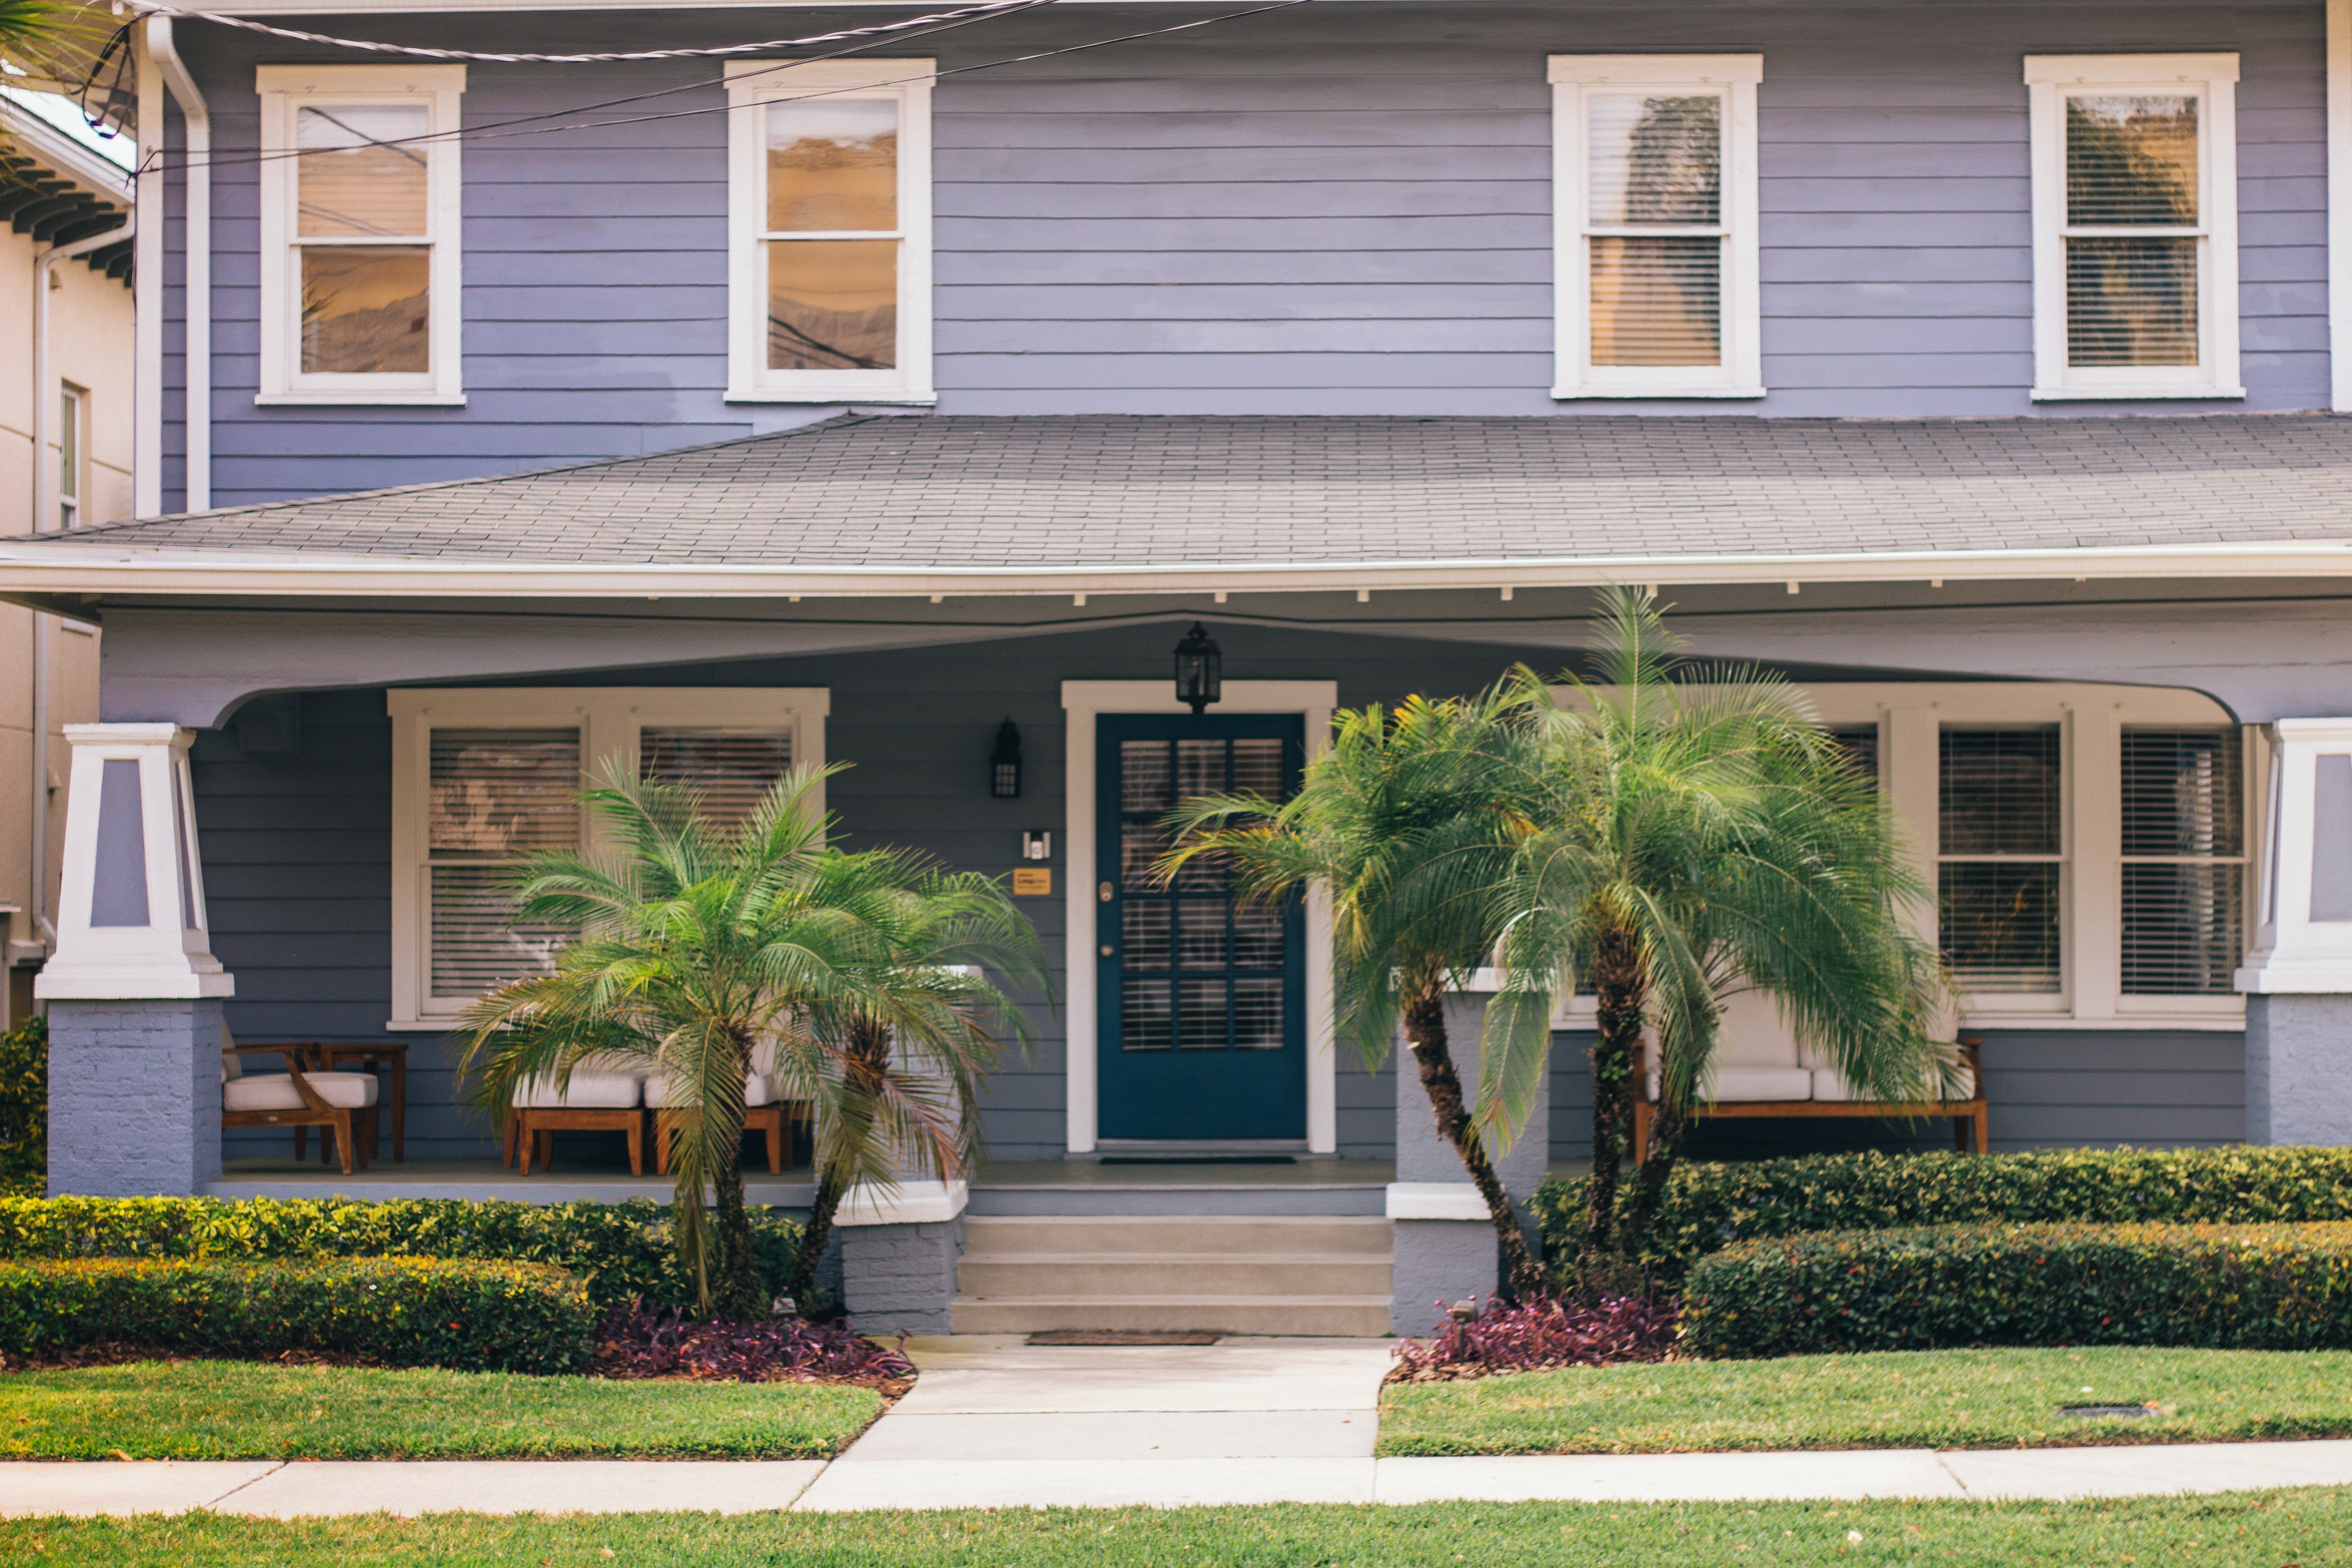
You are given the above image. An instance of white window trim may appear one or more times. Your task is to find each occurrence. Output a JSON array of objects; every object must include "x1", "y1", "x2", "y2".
[
  {"x1": 1060, "y1": 680, "x2": 1339, "y2": 1156},
  {"x1": 1548, "y1": 54, "x2": 1764, "y2": 401},
  {"x1": 725, "y1": 58, "x2": 935, "y2": 405},
  {"x1": 386, "y1": 686, "x2": 828, "y2": 1030},
  {"x1": 256, "y1": 64, "x2": 466, "y2": 407},
  {"x1": 2025, "y1": 54, "x2": 2242, "y2": 402},
  {"x1": 1547, "y1": 682, "x2": 2250, "y2": 1032}
]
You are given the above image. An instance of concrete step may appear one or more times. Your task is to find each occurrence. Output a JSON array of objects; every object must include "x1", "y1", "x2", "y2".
[
  {"x1": 960, "y1": 1215, "x2": 1393, "y2": 1257},
  {"x1": 957, "y1": 1251, "x2": 1392, "y2": 1298},
  {"x1": 947, "y1": 1294, "x2": 1395, "y2": 1338}
]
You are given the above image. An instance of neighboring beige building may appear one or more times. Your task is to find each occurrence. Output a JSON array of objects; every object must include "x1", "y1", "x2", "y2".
[{"x1": 0, "y1": 103, "x2": 132, "y2": 1026}]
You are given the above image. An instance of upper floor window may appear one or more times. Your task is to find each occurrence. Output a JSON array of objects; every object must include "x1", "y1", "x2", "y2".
[
  {"x1": 57, "y1": 383, "x2": 85, "y2": 529},
  {"x1": 1548, "y1": 55, "x2": 1763, "y2": 401},
  {"x1": 726, "y1": 60, "x2": 934, "y2": 404},
  {"x1": 2025, "y1": 55, "x2": 2240, "y2": 401},
  {"x1": 256, "y1": 65, "x2": 466, "y2": 406}
]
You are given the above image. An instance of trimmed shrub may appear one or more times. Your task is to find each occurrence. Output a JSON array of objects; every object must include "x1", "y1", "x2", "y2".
[
  {"x1": 0, "y1": 1196, "x2": 801, "y2": 1309},
  {"x1": 0, "y1": 1017, "x2": 45, "y2": 1191},
  {"x1": 1532, "y1": 1146, "x2": 2352, "y2": 1285},
  {"x1": 0, "y1": 1256, "x2": 595, "y2": 1372},
  {"x1": 1681, "y1": 1220, "x2": 2352, "y2": 1358}
]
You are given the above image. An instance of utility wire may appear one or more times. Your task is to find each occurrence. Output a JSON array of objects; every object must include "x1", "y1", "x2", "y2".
[
  {"x1": 134, "y1": 0, "x2": 1316, "y2": 179},
  {"x1": 119, "y1": 0, "x2": 1063, "y2": 64}
]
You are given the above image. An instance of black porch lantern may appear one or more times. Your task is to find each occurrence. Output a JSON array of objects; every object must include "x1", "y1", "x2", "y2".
[
  {"x1": 990, "y1": 718, "x2": 1023, "y2": 798},
  {"x1": 1174, "y1": 622, "x2": 1223, "y2": 715}
]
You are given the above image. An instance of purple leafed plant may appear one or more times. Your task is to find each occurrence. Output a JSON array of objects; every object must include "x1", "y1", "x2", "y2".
[
  {"x1": 1390, "y1": 1290, "x2": 1682, "y2": 1382},
  {"x1": 597, "y1": 1300, "x2": 917, "y2": 1383}
]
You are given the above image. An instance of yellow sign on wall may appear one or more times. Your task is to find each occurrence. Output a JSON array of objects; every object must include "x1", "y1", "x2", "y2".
[{"x1": 1012, "y1": 867, "x2": 1053, "y2": 897}]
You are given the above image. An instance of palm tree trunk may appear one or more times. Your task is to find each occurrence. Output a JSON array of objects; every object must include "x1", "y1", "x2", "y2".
[
  {"x1": 1401, "y1": 982, "x2": 1547, "y2": 1302},
  {"x1": 783, "y1": 1014, "x2": 896, "y2": 1312},
  {"x1": 700, "y1": 1024, "x2": 766, "y2": 1320},
  {"x1": 1581, "y1": 926, "x2": 1644, "y2": 1293},
  {"x1": 1619, "y1": 1088, "x2": 1689, "y2": 1272},
  {"x1": 785, "y1": 1166, "x2": 845, "y2": 1308}
]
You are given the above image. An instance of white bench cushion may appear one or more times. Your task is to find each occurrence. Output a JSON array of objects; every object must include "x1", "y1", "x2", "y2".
[
  {"x1": 224, "y1": 1071, "x2": 377, "y2": 1113},
  {"x1": 1651, "y1": 1067, "x2": 1815, "y2": 1103},
  {"x1": 1812, "y1": 1066, "x2": 1978, "y2": 1103},
  {"x1": 514, "y1": 1071, "x2": 642, "y2": 1109},
  {"x1": 645, "y1": 1073, "x2": 780, "y2": 1110}
]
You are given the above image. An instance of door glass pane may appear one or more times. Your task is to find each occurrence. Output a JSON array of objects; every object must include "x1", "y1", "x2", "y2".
[
  {"x1": 1940, "y1": 727, "x2": 2062, "y2": 855},
  {"x1": 2067, "y1": 95, "x2": 2197, "y2": 225},
  {"x1": 1178, "y1": 978, "x2": 1228, "y2": 1049},
  {"x1": 1233, "y1": 902, "x2": 1284, "y2": 967},
  {"x1": 1939, "y1": 862, "x2": 2063, "y2": 992},
  {"x1": 300, "y1": 246, "x2": 430, "y2": 374},
  {"x1": 1233, "y1": 978, "x2": 1283, "y2": 1050},
  {"x1": 1176, "y1": 738, "x2": 1227, "y2": 798},
  {"x1": 767, "y1": 240, "x2": 897, "y2": 370},
  {"x1": 1121, "y1": 821, "x2": 1170, "y2": 884},
  {"x1": 1231, "y1": 738, "x2": 1283, "y2": 798},
  {"x1": 1176, "y1": 903, "x2": 1228, "y2": 970},
  {"x1": 297, "y1": 105, "x2": 429, "y2": 237},
  {"x1": 1121, "y1": 978, "x2": 1171, "y2": 1050},
  {"x1": 2066, "y1": 236, "x2": 2197, "y2": 367},
  {"x1": 1590, "y1": 236, "x2": 1721, "y2": 366},
  {"x1": 767, "y1": 99, "x2": 897, "y2": 231},
  {"x1": 1121, "y1": 741, "x2": 1171, "y2": 811},
  {"x1": 1122, "y1": 902, "x2": 1171, "y2": 969},
  {"x1": 640, "y1": 728, "x2": 792, "y2": 829},
  {"x1": 1588, "y1": 93, "x2": 1720, "y2": 225}
]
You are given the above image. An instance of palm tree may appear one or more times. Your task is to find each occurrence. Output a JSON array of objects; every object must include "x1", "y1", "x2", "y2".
[
  {"x1": 1485, "y1": 588, "x2": 1954, "y2": 1288},
  {"x1": 458, "y1": 764, "x2": 1041, "y2": 1320},
  {"x1": 780, "y1": 858, "x2": 1050, "y2": 1306},
  {"x1": 1165, "y1": 691, "x2": 1555, "y2": 1300}
]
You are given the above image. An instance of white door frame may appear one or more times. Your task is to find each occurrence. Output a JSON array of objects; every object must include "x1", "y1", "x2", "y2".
[{"x1": 1061, "y1": 680, "x2": 1339, "y2": 1154}]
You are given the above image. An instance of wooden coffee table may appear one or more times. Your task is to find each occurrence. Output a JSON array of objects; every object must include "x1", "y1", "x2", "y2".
[{"x1": 294, "y1": 1041, "x2": 410, "y2": 1162}]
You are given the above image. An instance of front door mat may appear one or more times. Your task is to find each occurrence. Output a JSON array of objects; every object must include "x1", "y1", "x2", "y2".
[{"x1": 1026, "y1": 1331, "x2": 1223, "y2": 1346}]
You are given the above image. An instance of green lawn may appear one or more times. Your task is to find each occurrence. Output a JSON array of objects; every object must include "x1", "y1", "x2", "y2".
[
  {"x1": 0, "y1": 1360, "x2": 883, "y2": 1460},
  {"x1": 1379, "y1": 1345, "x2": 2352, "y2": 1456},
  {"x1": 3, "y1": 1494, "x2": 2350, "y2": 1566}
]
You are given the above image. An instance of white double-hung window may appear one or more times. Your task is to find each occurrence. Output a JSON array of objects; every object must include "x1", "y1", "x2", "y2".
[
  {"x1": 725, "y1": 59, "x2": 934, "y2": 403},
  {"x1": 387, "y1": 688, "x2": 828, "y2": 1029},
  {"x1": 256, "y1": 65, "x2": 465, "y2": 404},
  {"x1": 1549, "y1": 55, "x2": 1763, "y2": 400},
  {"x1": 2025, "y1": 55, "x2": 2240, "y2": 400}
]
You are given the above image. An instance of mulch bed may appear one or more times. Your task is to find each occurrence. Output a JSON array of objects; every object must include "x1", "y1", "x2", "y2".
[{"x1": 1385, "y1": 1292, "x2": 1682, "y2": 1385}]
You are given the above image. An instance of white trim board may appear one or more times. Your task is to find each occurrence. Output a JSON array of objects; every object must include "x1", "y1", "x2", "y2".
[
  {"x1": 2332, "y1": 0, "x2": 2352, "y2": 411},
  {"x1": 1060, "y1": 680, "x2": 1339, "y2": 1155}
]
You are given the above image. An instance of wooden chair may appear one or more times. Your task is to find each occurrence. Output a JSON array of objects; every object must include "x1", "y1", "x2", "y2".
[
  {"x1": 505, "y1": 1059, "x2": 649, "y2": 1175},
  {"x1": 1632, "y1": 1036, "x2": 1989, "y2": 1161},
  {"x1": 221, "y1": 1044, "x2": 377, "y2": 1174},
  {"x1": 652, "y1": 1102, "x2": 812, "y2": 1176}
]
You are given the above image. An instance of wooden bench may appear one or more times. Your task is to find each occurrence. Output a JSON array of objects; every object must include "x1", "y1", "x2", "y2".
[{"x1": 1632, "y1": 1036, "x2": 1988, "y2": 1161}]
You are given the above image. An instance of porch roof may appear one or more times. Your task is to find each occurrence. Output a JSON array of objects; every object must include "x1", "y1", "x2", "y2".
[{"x1": 11, "y1": 412, "x2": 2352, "y2": 595}]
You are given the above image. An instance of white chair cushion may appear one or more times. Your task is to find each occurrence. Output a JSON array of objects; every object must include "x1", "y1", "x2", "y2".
[
  {"x1": 1812, "y1": 1066, "x2": 1978, "y2": 1103},
  {"x1": 645, "y1": 1073, "x2": 781, "y2": 1109},
  {"x1": 1651, "y1": 1067, "x2": 1815, "y2": 1103},
  {"x1": 514, "y1": 1072, "x2": 643, "y2": 1109},
  {"x1": 224, "y1": 1071, "x2": 377, "y2": 1113}
]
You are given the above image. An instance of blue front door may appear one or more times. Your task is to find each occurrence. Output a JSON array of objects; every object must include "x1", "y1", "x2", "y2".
[{"x1": 1096, "y1": 713, "x2": 1308, "y2": 1142}]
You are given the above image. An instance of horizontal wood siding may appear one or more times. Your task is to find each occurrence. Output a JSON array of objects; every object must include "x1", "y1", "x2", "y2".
[{"x1": 164, "y1": 0, "x2": 2327, "y2": 511}]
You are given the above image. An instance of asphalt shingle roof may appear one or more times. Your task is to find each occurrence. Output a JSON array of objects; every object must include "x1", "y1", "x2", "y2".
[{"x1": 22, "y1": 413, "x2": 2352, "y2": 567}]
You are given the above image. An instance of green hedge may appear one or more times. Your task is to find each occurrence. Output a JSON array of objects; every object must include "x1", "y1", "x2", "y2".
[
  {"x1": 0, "y1": 1018, "x2": 44, "y2": 1192},
  {"x1": 0, "y1": 1256, "x2": 595, "y2": 1372},
  {"x1": 1531, "y1": 1147, "x2": 2352, "y2": 1285},
  {"x1": 1681, "y1": 1220, "x2": 2352, "y2": 1358},
  {"x1": 0, "y1": 1196, "x2": 800, "y2": 1309}
]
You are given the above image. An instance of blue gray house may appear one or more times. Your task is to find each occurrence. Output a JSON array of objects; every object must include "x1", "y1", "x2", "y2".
[{"x1": 7, "y1": 0, "x2": 2352, "y2": 1334}]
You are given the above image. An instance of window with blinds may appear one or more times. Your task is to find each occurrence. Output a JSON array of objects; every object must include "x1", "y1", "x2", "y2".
[
  {"x1": 1828, "y1": 723, "x2": 1881, "y2": 788},
  {"x1": 641, "y1": 727, "x2": 794, "y2": 829},
  {"x1": 2120, "y1": 727, "x2": 2244, "y2": 995},
  {"x1": 426, "y1": 728, "x2": 580, "y2": 1000},
  {"x1": 1939, "y1": 725, "x2": 2064, "y2": 993}
]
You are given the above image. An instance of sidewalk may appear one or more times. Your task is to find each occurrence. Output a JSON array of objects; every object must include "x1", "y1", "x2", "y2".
[{"x1": 7, "y1": 1336, "x2": 2352, "y2": 1518}]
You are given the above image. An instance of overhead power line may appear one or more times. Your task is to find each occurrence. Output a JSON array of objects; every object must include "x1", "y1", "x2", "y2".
[{"x1": 119, "y1": 0, "x2": 1065, "y2": 64}]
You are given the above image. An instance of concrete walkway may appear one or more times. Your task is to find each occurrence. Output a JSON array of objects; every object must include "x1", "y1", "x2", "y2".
[{"x1": 6, "y1": 1336, "x2": 2352, "y2": 1517}]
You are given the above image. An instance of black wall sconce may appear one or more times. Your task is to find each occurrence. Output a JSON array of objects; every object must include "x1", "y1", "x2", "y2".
[
  {"x1": 990, "y1": 718, "x2": 1023, "y2": 798},
  {"x1": 1174, "y1": 623, "x2": 1223, "y2": 715}
]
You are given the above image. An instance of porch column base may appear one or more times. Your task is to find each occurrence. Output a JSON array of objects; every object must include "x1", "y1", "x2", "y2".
[
  {"x1": 45, "y1": 998, "x2": 225, "y2": 1196},
  {"x1": 1389, "y1": 1212, "x2": 1498, "y2": 1337},
  {"x1": 836, "y1": 1179, "x2": 970, "y2": 1336},
  {"x1": 2246, "y1": 995, "x2": 2352, "y2": 1146}
]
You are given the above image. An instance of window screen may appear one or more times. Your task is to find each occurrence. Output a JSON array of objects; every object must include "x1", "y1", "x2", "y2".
[
  {"x1": 641, "y1": 727, "x2": 793, "y2": 829},
  {"x1": 1939, "y1": 725, "x2": 2063, "y2": 992},
  {"x1": 426, "y1": 728, "x2": 579, "y2": 999},
  {"x1": 2064, "y1": 94, "x2": 2200, "y2": 368},
  {"x1": 2120, "y1": 727, "x2": 2244, "y2": 995}
]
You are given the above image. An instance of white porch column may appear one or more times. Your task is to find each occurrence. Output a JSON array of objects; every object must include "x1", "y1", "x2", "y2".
[
  {"x1": 36, "y1": 724, "x2": 233, "y2": 1195},
  {"x1": 2236, "y1": 718, "x2": 2352, "y2": 1146}
]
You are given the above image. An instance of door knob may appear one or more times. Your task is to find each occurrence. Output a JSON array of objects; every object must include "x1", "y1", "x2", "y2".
[{"x1": 1100, "y1": 945, "x2": 1114, "y2": 958}]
